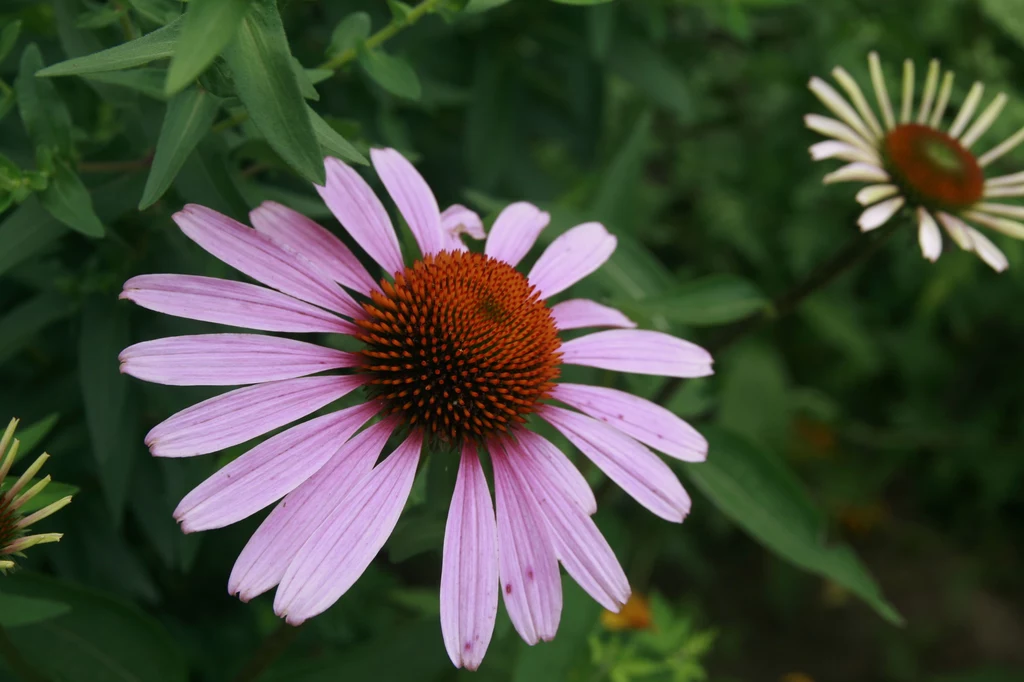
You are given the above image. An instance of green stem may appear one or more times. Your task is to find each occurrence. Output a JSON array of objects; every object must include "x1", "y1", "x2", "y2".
[
  {"x1": 316, "y1": 0, "x2": 447, "y2": 72},
  {"x1": 0, "y1": 626, "x2": 48, "y2": 682},
  {"x1": 231, "y1": 623, "x2": 303, "y2": 682},
  {"x1": 653, "y1": 219, "x2": 904, "y2": 407}
]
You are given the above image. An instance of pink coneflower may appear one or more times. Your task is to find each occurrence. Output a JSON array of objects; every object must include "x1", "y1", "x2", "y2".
[
  {"x1": 119, "y1": 149, "x2": 712, "y2": 669},
  {"x1": 807, "y1": 52, "x2": 1024, "y2": 271}
]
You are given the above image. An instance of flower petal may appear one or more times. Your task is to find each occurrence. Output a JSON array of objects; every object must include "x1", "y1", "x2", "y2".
[
  {"x1": 917, "y1": 208, "x2": 942, "y2": 263},
  {"x1": 228, "y1": 418, "x2": 397, "y2": 601},
  {"x1": 509, "y1": 429, "x2": 596, "y2": 515},
  {"x1": 146, "y1": 375, "x2": 364, "y2": 458},
  {"x1": 857, "y1": 196, "x2": 904, "y2": 232},
  {"x1": 489, "y1": 443, "x2": 562, "y2": 645},
  {"x1": 528, "y1": 223, "x2": 616, "y2": 299},
  {"x1": 441, "y1": 443, "x2": 499, "y2": 671},
  {"x1": 937, "y1": 212, "x2": 1009, "y2": 271},
  {"x1": 541, "y1": 405, "x2": 691, "y2": 522},
  {"x1": 808, "y1": 140, "x2": 879, "y2": 165},
  {"x1": 317, "y1": 157, "x2": 405, "y2": 276},
  {"x1": 808, "y1": 76, "x2": 875, "y2": 143},
  {"x1": 250, "y1": 201, "x2": 377, "y2": 295},
  {"x1": 963, "y1": 209, "x2": 1024, "y2": 240},
  {"x1": 854, "y1": 184, "x2": 899, "y2": 206},
  {"x1": 550, "y1": 299, "x2": 636, "y2": 331},
  {"x1": 119, "y1": 334, "x2": 357, "y2": 386},
  {"x1": 822, "y1": 162, "x2": 889, "y2": 185},
  {"x1": 442, "y1": 204, "x2": 486, "y2": 241},
  {"x1": 174, "y1": 205, "x2": 362, "y2": 319},
  {"x1": 174, "y1": 402, "x2": 378, "y2": 532},
  {"x1": 484, "y1": 202, "x2": 551, "y2": 267},
  {"x1": 121, "y1": 275, "x2": 357, "y2": 335},
  {"x1": 551, "y1": 383, "x2": 706, "y2": 462},
  {"x1": 274, "y1": 431, "x2": 423, "y2": 624},
  {"x1": 803, "y1": 114, "x2": 877, "y2": 154},
  {"x1": 371, "y1": 148, "x2": 444, "y2": 257},
  {"x1": 560, "y1": 329, "x2": 713, "y2": 378}
]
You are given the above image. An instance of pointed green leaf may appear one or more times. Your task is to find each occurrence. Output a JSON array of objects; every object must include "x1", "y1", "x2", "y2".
[
  {"x1": 616, "y1": 275, "x2": 768, "y2": 327},
  {"x1": 357, "y1": 48, "x2": 422, "y2": 100},
  {"x1": 16, "y1": 44, "x2": 74, "y2": 154},
  {"x1": 38, "y1": 160, "x2": 105, "y2": 237},
  {"x1": 140, "y1": 88, "x2": 221, "y2": 209},
  {"x1": 608, "y1": 32, "x2": 693, "y2": 121},
  {"x1": 308, "y1": 106, "x2": 368, "y2": 165},
  {"x1": 76, "y1": 4, "x2": 127, "y2": 29},
  {"x1": 327, "y1": 11, "x2": 370, "y2": 57},
  {"x1": 292, "y1": 57, "x2": 321, "y2": 100},
  {"x1": 83, "y1": 68, "x2": 169, "y2": 100},
  {"x1": 0, "y1": 593, "x2": 70, "y2": 628},
  {"x1": 222, "y1": 0, "x2": 325, "y2": 184},
  {"x1": 165, "y1": 0, "x2": 252, "y2": 96},
  {"x1": 0, "y1": 19, "x2": 22, "y2": 65},
  {"x1": 36, "y1": 17, "x2": 183, "y2": 77}
]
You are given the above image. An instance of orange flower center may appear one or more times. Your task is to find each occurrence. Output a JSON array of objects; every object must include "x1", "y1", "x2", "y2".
[
  {"x1": 356, "y1": 251, "x2": 561, "y2": 445},
  {"x1": 883, "y1": 123, "x2": 984, "y2": 210}
]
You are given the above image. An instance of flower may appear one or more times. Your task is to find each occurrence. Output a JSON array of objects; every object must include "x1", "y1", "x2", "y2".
[
  {"x1": 807, "y1": 52, "x2": 1024, "y2": 271},
  {"x1": 119, "y1": 149, "x2": 713, "y2": 669},
  {"x1": 600, "y1": 592, "x2": 654, "y2": 631},
  {"x1": 0, "y1": 418, "x2": 72, "y2": 572}
]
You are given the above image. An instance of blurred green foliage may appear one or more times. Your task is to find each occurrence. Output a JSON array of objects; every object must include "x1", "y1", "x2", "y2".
[{"x1": 1, "y1": 0, "x2": 1023, "y2": 680}]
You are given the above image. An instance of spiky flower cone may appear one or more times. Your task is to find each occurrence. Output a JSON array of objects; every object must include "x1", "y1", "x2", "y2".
[{"x1": 0, "y1": 419, "x2": 72, "y2": 572}]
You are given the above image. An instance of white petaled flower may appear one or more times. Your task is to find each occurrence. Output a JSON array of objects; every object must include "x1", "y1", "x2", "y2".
[{"x1": 807, "y1": 52, "x2": 1024, "y2": 272}]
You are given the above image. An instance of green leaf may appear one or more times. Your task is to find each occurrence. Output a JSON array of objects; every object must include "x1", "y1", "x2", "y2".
[
  {"x1": 0, "y1": 198, "x2": 67, "y2": 278},
  {"x1": 981, "y1": 0, "x2": 1024, "y2": 50},
  {"x1": 3, "y1": 573, "x2": 187, "y2": 682},
  {"x1": 16, "y1": 44, "x2": 74, "y2": 155},
  {"x1": 0, "y1": 19, "x2": 22, "y2": 66},
  {"x1": 357, "y1": 48, "x2": 422, "y2": 100},
  {"x1": 83, "y1": 68, "x2": 169, "y2": 100},
  {"x1": 222, "y1": 0, "x2": 325, "y2": 184},
  {"x1": 9, "y1": 414, "x2": 60, "y2": 464},
  {"x1": 36, "y1": 17, "x2": 183, "y2": 77},
  {"x1": 308, "y1": 106, "x2": 368, "y2": 165},
  {"x1": 292, "y1": 58, "x2": 321, "y2": 100},
  {"x1": 617, "y1": 275, "x2": 767, "y2": 326},
  {"x1": 38, "y1": 160, "x2": 105, "y2": 237},
  {"x1": 464, "y1": 0, "x2": 515, "y2": 11},
  {"x1": 327, "y1": 11, "x2": 371, "y2": 57},
  {"x1": 78, "y1": 296, "x2": 138, "y2": 524},
  {"x1": 685, "y1": 427, "x2": 903, "y2": 625},
  {"x1": 126, "y1": 0, "x2": 183, "y2": 24},
  {"x1": 139, "y1": 87, "x2": 221, "y2": 209},
  {"x1": 165, "y1": 0, "x2": 252, "y2": 96},
  {"x1": 608, "y1": 32, "x2": 693, "y2": 121},
  {"x1": 387, "y1": 0, "x2": 415, "y2": 21},
  {"x1": 0, "y1": 293, "x2": 76, "y2": 366},
  {"x1": 0, "y1": 479, "x2": 78, "y2": 514},
  {"x1": 552, "y1": 0, "x2": 615, "y2": 4},
  {"x1": 76, "y1": 4, "x2": 127, "y2": 29},
  {"x1": 0, "y1": 593, "x2": 70, "y2": 628},
  {"x1": 591, "y1": 110, "x2": 652, "y2": 223}
]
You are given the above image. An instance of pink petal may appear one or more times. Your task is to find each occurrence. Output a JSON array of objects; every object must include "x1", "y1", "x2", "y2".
[
  {"x1": 527, "y1": 222, "x2": 616, "y2": 299},
  {"x1": 560, "y1": 329, "x2": 714, "y2": 378},
  {"x1": 250, "y1": 201, "x2": 378, "y2": 295},
  {"x1": 484, "y1": 202, "x2": 550, "y2": 267},
  {"x1": 174, "y1": 205, "x2": 362, "y2": 319},
  {"x1": 509, "y1": 429, "x2": 596, "y2": 515},
  {"x1": 228, "y1": 417, "x2": 397, "y2": 601},
  {"x1": 551, "y1": 384, "x2": 707, "y2": 462},
  {"x1": 146, "y1": 375, "x2": 364, "y2": 458},
  {"x1": 549, "y1": 299, "x2": 636, "y2": 331},
  {"x1": 121, "y1": 275, "x2": 357, "y2": 335},
  {"x1": 119, "y1": 334, "x2": 357, "y2": 386},
  {"x1": 442, "y1": 204, "x2": 486, "y2": 241},
  {"x1": 174, "y1": 402, "x2": 378, "y2": 532},
  {"x1": 274, "y1": 431, "x2": 423, "y2": 624},
  {"x1": 371, "y1": 148, "x2": 443, "y2": 258},
  {"x1": 509, "y1": 450, "x2": 629, "y2": 611},
  {"x1": 489, "y1": 442, "x2": 562, "y2": 645},
  {"x1": 441, "y1": 443, "x2": 499, "y2": 670},
  {"x1": 540, "y1": 405, "x2": 691, "y2": 522},
  {"x1": 317, "y1": 157, "x2": 405, "y2": 276}
]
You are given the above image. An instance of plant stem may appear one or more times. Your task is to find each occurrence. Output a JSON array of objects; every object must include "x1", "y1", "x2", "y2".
[
  {"x1": 316, "y1": 0, "x2": 447, "y2": 72},
  {"x1": 231, "y1": 623, "x2": 303, "y2": 682},
  {"x1": 653, "y1": 220, "x2": 904, "y2": 406},
  {"x1": 0, "y1": 626, "x2": 48, "y2": 682}
]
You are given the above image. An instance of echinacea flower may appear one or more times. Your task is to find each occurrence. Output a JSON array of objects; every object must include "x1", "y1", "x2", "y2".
[
  {"x1": 118, "y1": 149, "x2": 712, "y2": 669},
  {"x1": 807, "y1": 52, "x2": 1024, "y2": 271},
  {"x1": 0, "y1": 418, "x2": 72, "y2": 572}
]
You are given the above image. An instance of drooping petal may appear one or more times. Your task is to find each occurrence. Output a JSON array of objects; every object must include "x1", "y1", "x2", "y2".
[
  {"x1": 174, "y1": 205, "x2": 362, "y2": 319},
  {"x1": 510, "y1": 452, "x2": 629, "y2": 612},
  {"x1": 250, "y1": 201, "x2": 377, "y2": 295},
  {"x1": 560, "y1": 329, "x2": 713, "y2": 378},
  {"x1": 541, "y1": 405, "x2": 691, "y2": 522},
  {"x1": 803, "y1": 114, "x2": 876, "y2": 154},
  {"x1": 937, "y1": 212, "x2": 1009, "y2": 272},
  {"x1": 550, "y1": 299, "x2": 636, "y2": 331},
  {"x1": 854, "y1": 184, "x2": 899, "y2": 206},
  {"x1": 489, "y1": 443, "x2": 562, "y2": 645},
  {"x1": 121, "y1": 275, "x2": 357, "y2": 335},
  {"x1": 509, "y1": 429, "x2": 596, "y2": 515},
  {"x1": 441, "y1": 443, "x2": 499, "y2": 671},
  {"x1": 228, "y1": 418, "x2": 397, "y2": 601},
  {"x1": 442, "y1": 204, "x2": 486, "y2": 241},
  {"x1": 528, "y1": 223, "x2": 616, "y2": 299},
  {"x1": 822, "y1": 162, "x2": 889, "y2": 185},
  {"x1": 146, "y1": 375, "x2": 364, "y2": 458},
  {"x1": 808, "y1": 76, "x2": 875, "y2": 143},
  {"x1": 119, "y1": 334, "x2": 357, "y2": 386},
  {"x1": 830, "y1": 67, "x2": 883, "y2": 139},
  {"x1": 371, "y1": 148, "x2": 444, "y2": 257},
  {"x1": 857, "y1": 196, "x2": 905, "y2": 232},
  {"x1": 174, "y1": 402, "x2": 378, "y2": 532},
  {"x1": 317, "y1": 157, "x2": 405, "y2": 276},
  {"x1": 551, "y1": 383, "x2": 707, "y2": 462},
  {"x1": 808, "y1": 140, "x2": 879, "y2": 165},
  {"x1": 274, "y1": 431, "x2": 423, "y2": 624},
  {"x1": 917, "y1": 208, "x2": 942, "y2": 262},
  {"x1": 963, "y1": 210, "x2": 1024, "y2": 240},
  {"x1": 484, "y1": 202, "x2": 551, "y2": 267}
]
